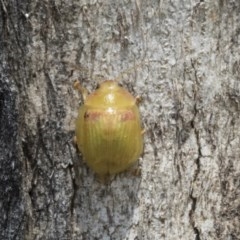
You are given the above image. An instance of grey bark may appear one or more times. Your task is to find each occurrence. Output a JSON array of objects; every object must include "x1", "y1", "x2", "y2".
[{"x1": 0, "y1": 0, "x2": 240, "y2": 239}]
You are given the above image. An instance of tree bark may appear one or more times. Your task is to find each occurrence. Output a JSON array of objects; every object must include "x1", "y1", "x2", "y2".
[{"x1": 1, "y1": 0, "x2": 240, "y2": 239}]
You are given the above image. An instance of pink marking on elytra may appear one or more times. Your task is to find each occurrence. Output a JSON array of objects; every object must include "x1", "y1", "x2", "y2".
[
  {"x1": 121, "y1": 111, "x2": 135, "y2": 121},
  {"x1": 84, "y1": 111, "x2": 102, "y2": 121}
]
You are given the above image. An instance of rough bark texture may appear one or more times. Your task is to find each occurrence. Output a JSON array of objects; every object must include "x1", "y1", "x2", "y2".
[{"x1": 1, "y1": 0, "x2": 240, "y2": 239}]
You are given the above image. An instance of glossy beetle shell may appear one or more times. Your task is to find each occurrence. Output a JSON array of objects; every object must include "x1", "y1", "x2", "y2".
[{"x1": 75, "y1": 80, "x2": 143, "y2": 176}]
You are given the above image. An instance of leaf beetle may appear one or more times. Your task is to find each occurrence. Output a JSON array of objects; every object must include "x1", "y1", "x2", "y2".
[{"x1": 74, "y1": 79, "x2": 144, "y2": 177}]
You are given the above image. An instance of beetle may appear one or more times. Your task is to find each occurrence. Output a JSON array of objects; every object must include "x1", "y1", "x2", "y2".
[{"x1": 74, "y1": 80, "x2": 144, "y2": 177}]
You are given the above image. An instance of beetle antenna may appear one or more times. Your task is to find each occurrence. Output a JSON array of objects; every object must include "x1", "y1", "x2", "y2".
[{"x1": 73, "y1": 80, "x2": 89, "y2": 102}]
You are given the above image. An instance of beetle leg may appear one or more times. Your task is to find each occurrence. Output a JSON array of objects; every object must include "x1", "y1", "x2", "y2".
[
  {"x1": 73, "y1": 136, "x2": 78, "y2": 145},
  {"x1": 73, "y1": 80, "x2": 88, "y2": 102},
  {"x1": 141, "y1": 129, "x2": 146, "y2": 135},
  {"x1": 131, "y1": 168, "x2": 142, "y2": 176},
  {"x1": 128, "y1": 164, "x2": 142, "y2": 177},
  {"x1": 135, "y1": 95, "x2": 143, "y2": 105}
]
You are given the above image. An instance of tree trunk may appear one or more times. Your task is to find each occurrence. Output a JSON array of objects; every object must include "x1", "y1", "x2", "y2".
[{"x1": 1, "y1": 0, "x2": 240, "y2": 239}]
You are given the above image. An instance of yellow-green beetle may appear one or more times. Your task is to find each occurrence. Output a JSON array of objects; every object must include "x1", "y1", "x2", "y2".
[{"x1": 74, "y1": 80, "x2": 144, "y2": 177}]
